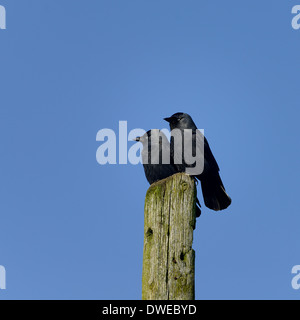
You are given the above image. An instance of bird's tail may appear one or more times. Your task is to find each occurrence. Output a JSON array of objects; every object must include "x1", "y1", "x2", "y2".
[
  {"x1": 201, "y1": 173, "x2": 231, "y2": 211},
  {"x1": 195, "y1": 197, "x2": 201, "y2": 217}
]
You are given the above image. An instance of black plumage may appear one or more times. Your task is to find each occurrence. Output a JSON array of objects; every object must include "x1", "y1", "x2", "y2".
[
  {"x1": 164, "y1": 113, "x2": 231, "y2": 211},
  {"x1": 134, "y1": 129, "x2": 201, "y2": 217}
]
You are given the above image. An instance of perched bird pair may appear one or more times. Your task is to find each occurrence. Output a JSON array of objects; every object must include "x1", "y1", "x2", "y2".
[{"x1": 134, "y1": 113, "x2": 231, "y2": 217}]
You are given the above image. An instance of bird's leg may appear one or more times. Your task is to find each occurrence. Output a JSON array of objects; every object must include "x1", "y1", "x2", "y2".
[{"x1": 192, "y1": 176, "x2": 199, "y2": 186}]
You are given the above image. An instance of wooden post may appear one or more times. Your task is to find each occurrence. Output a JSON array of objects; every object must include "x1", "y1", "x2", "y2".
[{"x1": 142, "y1": 173, "x2": 196, "y2": 300}]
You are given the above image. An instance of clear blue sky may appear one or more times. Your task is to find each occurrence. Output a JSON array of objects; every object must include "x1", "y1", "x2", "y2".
[{"x1": 0, "y1": 0, "x2": 300, "y2": 300}]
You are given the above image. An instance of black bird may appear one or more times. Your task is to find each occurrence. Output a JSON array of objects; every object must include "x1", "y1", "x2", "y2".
[
  {"x1": 164, "y1": 113, "x2": 231, "y2": 211},
  {"x1": 134, "y1": 129, "x2": 202, "y2": 217}
]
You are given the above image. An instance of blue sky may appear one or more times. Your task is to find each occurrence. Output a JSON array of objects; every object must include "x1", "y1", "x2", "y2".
[{"x1": 0, "y1": 0, "x2": 300, "y2": 300}]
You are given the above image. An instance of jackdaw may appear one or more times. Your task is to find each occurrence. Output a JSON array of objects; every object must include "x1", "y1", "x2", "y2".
[
  {"x1": 134, "y1": 129, "x2": 202, "y2": 217},
  {"x1": 164, "y1": 113, "x2": 231, "y2": 211}
]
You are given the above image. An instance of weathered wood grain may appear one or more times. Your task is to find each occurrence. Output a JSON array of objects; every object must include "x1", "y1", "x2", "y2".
[{"x1": 142, "y1": 173, "x2": 196, "y2": 300}]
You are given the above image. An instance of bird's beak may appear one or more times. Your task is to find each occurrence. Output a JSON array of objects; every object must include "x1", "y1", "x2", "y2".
[
  {"x1": 133, "y1": 137, "x2": 140, "y2": 142},
  {"x1": 164, "y1": 117, "x2": 173, "y2": 123}
]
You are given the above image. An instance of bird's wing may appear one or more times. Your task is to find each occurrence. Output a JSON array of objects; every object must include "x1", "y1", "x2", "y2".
[{"x1": 203, "y1": 135, "x2": 220, "y2": 172}]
